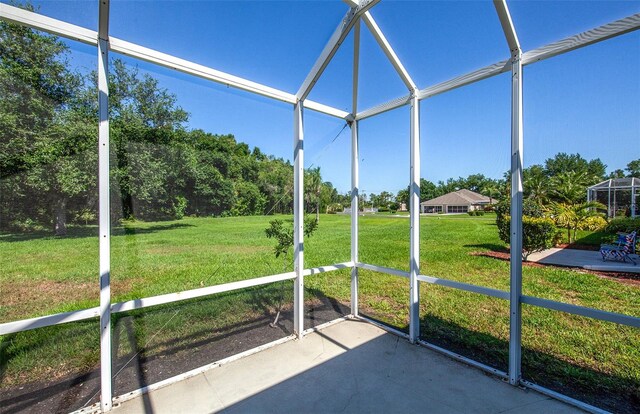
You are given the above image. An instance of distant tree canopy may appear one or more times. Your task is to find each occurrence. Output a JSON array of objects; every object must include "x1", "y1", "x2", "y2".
[
  {"x1": 1, "y1": 11, "x2": 635, "y2": 234},
  {"x1": 394, "y1": 175, "x2": 503, "y2": 209},
  {"x1": 524, "y1": 153, "x2": 607, "y2": 206},
  {"x1": 0, "y1": 18, "x2": 344, "y2": 234}
]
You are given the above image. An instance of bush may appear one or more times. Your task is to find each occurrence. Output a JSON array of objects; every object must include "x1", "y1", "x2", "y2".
[
  {"x1": 326, "y1": 203, "x2": 343, "y2": 214},
  {"x1": 468, "y1": 211, "x2": 475, "y2": 216},
  {"x1": 378, "y1": 206, "x2": 390, "y2": 212},
  {"x1": 173, "y1": 196, "x2": 188, "y2": 219},
  {"x1": 496, "y1": 214, "x2": 557, "y2": 260},
  {"x1": 604, "y1": 217, "x2": 640, "y2": 234},
  {"x1": 579, "y1": 216, "x2": 607, "y2": 231},
  {"x1": 495, "y1": 198, "x2": 544, "y2": 220}
]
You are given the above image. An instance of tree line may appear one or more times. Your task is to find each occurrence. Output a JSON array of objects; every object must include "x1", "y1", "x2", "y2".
[
  {"x1": 0, "y1": 13, "x2": 345, "y2": 235},
  {"x1": 385, "y1": 154, "x2": 638, "y2": 212},
  {"x1": 2, "y1": 9, "x2": 637, "y2": 235}
]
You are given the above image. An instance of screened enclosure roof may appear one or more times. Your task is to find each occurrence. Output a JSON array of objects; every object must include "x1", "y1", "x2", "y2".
[
  {"x1": 588, "y1": 177, "x2": 640, "y2": 190},
  {"x1": 2, "y1": 1, "x2": 638, "y2": 194}
]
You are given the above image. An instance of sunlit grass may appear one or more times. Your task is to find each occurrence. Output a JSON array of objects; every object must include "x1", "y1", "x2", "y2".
[{"x1": 1, "y1": 214, "x2": 638, "y2": 412}]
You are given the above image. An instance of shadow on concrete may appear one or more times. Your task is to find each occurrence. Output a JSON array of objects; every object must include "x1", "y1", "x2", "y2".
[
  {"x1": 0, "y1": 284, "x2": 350, "y2": 414},
  {"x1": 2, "y1": 294, "x2": 637, "y2": 414}
]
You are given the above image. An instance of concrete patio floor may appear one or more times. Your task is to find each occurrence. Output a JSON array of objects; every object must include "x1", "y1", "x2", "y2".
[
  {"x1": 111, "y1": 319, "x2": 581, "y2": 414},
  {"x1": 528, "y1": 248, "x2": 639, "y2": 273}
]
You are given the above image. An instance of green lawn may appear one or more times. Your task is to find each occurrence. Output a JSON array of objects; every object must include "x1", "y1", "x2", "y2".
[{"x1": 1, "y1": 214, "x2": 638, "y2": 412}]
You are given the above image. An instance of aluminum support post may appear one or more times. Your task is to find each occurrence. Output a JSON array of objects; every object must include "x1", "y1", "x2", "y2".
[
  {"x1": 409, "y1": 94, "x2": 420, "y2": 342},
  {"x1": 632, "y1": 186, "x2": 636, "y2": 218},
  {"x1": 293, "y1": 101, "x2": 305, "y2": 338},
  {"x1": 98, "y1": 1, "x2": 112, "y2": 411},
  {"x1": 508, "y1": 51, "x2": 524, "y2": 386},
  {"x1": 350, "y1": 120, "x2": 359, "y2": 316},
  {"x1": 350, "y1": 20, "x2": 360, "y2": 317}
]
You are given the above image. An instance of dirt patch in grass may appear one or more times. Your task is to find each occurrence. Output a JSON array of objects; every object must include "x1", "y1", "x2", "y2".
[
  {"x1": 470, "y1": 251, "x2": 640, "y2": 287},
  {"x1": 0, "y1": 279, "x2": 137, "y2": 322}
]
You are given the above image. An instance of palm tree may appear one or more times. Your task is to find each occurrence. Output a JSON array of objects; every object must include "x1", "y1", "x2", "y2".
[
  {"x1": 551, "y1": 201, "x2": 606, "y2": 244},
  {"x1": 551, "y1": 170, "x2": 590, "y2": 205},
  {"x1": 481, "y1": 183, "x2": 501, "y2": 205},
  {"x1": 525, "y1": 174, "x2": 551, "y2": 207},
  {"x1": 305, "y1": 167, "x2": 322, "y2": 223}
]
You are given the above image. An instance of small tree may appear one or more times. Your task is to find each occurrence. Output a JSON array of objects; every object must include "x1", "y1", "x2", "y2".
[
  {"x1": 496, "y1": 215, "x2": 557, "y2": 261},
  {"x1": 496, "y1": 199, "x2": 556, "y2": 260},
  {"x1": 550, "y1": 201, "x2": 606, "y2": 244},
  {"x1": 264, "y1": 215, "x2": 318, "y2": 327}
]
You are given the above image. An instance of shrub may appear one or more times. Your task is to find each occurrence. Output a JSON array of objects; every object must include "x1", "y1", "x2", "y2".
[
  {"x1": 173, "y1": 196, "x2": 188, "y2": 219},
  {"x1": 476, "y1": 210, "x2": 485, "y2": 216},
  {"x1": 378, "y1": 206, "x2": 390, "y2": 213},
  {"x1": 326, "y1": 203, "x2": 343, "y2": 214},
  {"x1": 496, "y1": 214, "x2": 556, "y2": 260},
  {"x1": 579, "y1": 216, "x2": 607, "y2": 231},
  {"x1": 468, "y1": 211, "x2": 475, "y2": 216},
  {"x1": 604, "y1": 217, "x2": 640, "y2": 234},
  {"x1": 495, "y1": 198, "x2": 544, "y2": 220}
]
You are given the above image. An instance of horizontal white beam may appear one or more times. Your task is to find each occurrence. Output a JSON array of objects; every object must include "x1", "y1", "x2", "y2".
[
  {"x1": 356, "y1": 314, "x2": 410, "y2": 339},
  {"x1": 108, "y1": 37, "x2": 297, "y2": 104},
  {"x1": 0, "y1": 307, "x2": 100, "y2": 335},
  {"x1": 0, "y1": 3, "x2": 97, "y2": 45},
  {"x1": 417, "y1": 275, "x2": 510, "y2": 300},
  {"x1": 358, "y1": 12, "x2": 640, "y2": 120},
  {"x1": 111, "y1": 271, "x2": 297, "y2": 314},
  {"x1": 521, "y1": 295, "x2": 640, "y2": 328},
  {"x1": 418, "y1": 59, "x2": 512, "y2": 100},
  {"x1": 0, "y1": 263, "x2": 353, "y2": 335},
  {"x1": 356, "y1": 262, "x2": 410, "y2": 278},
  {"x1": 522, "y1": 13, "x2": 640, "y2": 65},
  {"x1": 304, "y1": 262, "x2": 354, "y2": 276},
  {"x1": 361, "y1": 11, "x2": 416, "y2": 91},
  {"x1": 303, "y1": 100, "x2": 351, "y2": 119},
  {"x1": 356, "y1": 94, "x2": 411, "y2": 121},
  {"x1": 417, "y1": 340, "x2": 509, "y2": 379},
  {"x1": 0, "y1": 4, "x2": 351, "y2": 120},
  {"x1": 302, "y1": 315, "x2": 350, "y2": 336},
  {"x1": 297, "y1": 0, "x2": 380, "y2": 101},
  {"x1": 519, "y1": 381, "x2": 610, "y2": 414}
]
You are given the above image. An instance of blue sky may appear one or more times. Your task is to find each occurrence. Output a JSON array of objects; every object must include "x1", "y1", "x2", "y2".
[{"x1": 7, "y1": 0, "x2": 640, "y2": 195}]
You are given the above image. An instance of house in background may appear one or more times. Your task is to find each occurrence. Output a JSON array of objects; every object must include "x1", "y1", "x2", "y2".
[{"x1": 421, "y1": 189, "x2": 491, "y2": 214}]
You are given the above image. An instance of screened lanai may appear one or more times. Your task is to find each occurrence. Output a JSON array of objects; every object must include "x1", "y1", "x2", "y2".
[
  {"x1": 588, "y1": 177, "x2": 639, "y2": 218},
  {"x1": 1, "y1": 1, "x2": 639, "y2": 414}
]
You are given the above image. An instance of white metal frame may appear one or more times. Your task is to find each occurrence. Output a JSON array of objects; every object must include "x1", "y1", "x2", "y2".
[
  {"x1": 350, "y1": 20, "x2": 361, "y2": 317},
  {"x1": 97, "y1": 1, "x2": 112, "y2": 410},
  {"x1": 1, "y1": 1, "x2": 639, "y2": 413},
  {"x1": 588, "y1": 178, "x2": 640, "y2": 218}
]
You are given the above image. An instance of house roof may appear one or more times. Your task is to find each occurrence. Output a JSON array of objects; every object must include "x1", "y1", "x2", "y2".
[{"x1": 420, "y1": 189, "x2": 491, "y2": 206}]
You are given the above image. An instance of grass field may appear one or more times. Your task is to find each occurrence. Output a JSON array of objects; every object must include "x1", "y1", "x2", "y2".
[{"x1": 1, "y1": 214, "x2": 639, "y2": 412}]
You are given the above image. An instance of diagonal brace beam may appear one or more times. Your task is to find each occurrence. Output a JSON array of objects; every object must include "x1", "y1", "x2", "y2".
[
  {"x1": 343, "y1": 0, "x2": 416, "y2": 91},
  {"x1": 493, "y1": 0, "x2": 521, "y2": 53},
  {"x1": 360, "y1": 11, "x2": 416, "y2": 91},
  {"x1": 297, "y1": 0, "x2": 379, "y2": 101}
]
